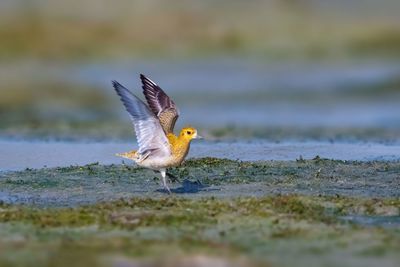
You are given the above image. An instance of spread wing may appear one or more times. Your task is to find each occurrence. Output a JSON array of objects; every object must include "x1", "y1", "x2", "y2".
[
  {"x1": 140, "y1": 74, "x2": 180, "y2": 134},
  {"x1": 112, "y1": 80, "x2": 171, "y2": 158}
]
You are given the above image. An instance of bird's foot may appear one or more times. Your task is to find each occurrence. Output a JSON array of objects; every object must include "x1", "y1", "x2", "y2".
[{"x1": 164, "y1": 185, "x2": 172, "y2": 194}]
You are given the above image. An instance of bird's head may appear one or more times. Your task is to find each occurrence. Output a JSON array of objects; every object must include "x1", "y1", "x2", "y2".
[{"x1": 180, "y1": 127, "x2": 202, "y2": 141}]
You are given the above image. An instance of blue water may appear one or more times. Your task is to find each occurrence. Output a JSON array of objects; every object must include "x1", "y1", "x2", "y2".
[{"x1": 1, "y1": 139, "x2": 400, "y2": 172}]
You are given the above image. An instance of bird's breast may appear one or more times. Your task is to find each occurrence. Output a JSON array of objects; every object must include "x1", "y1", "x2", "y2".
[{"x1": 170, "y1": 141, "x2": 190, "y2": 166}]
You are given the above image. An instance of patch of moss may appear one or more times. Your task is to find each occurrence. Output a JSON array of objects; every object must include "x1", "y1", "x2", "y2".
[
  {"x1": 1, "y1": 158, "x2": 399, "y2": 208},
  {"x1": 0, "y1": 195, "x2": 399, "y2": 267},
  {"x1": 184, "y1": 157, "x2": 238, "y2": 167},
  {"x1": 1, "y1": 196, "x2": 398, "y2": 228}
]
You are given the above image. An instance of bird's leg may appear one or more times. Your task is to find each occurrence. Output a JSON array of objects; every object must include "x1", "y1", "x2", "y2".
[
  {"x1": 160, "y1": 169, "x2": 171, "y2": 194},
  {"x1": 166, "y1": 172, "x2": 180, "y2": 183}
]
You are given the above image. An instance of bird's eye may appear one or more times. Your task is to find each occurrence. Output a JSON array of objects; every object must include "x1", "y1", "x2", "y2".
[{"x1": 186, "y1": 131, "x2": 191, "y2": 135}]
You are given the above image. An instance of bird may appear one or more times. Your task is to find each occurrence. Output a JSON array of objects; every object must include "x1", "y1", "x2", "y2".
[{"x1": 112, "y1": 74, "x2": 202, "y2": 193}]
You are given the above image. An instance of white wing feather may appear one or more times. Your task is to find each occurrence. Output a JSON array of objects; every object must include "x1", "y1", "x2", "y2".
[{"x1": 112, "y1": 80, "x2": 171, "y2": 158}]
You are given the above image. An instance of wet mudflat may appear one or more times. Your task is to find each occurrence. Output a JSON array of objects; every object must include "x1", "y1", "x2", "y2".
[
  {"x1": 0, "y1": 157, "x2": 399, "y2": 267},
  {"x1": 1, "y1": 157, "x2": 399, "y2": 206}
]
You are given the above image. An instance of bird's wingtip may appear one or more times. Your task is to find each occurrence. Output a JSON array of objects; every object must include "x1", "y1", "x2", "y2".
[
  {"x1": 111, "y1": 80, "x2": 119, "y2": 87},
  {"x1": 140, "y1": 74, "x2": 158, "y2": 87}
]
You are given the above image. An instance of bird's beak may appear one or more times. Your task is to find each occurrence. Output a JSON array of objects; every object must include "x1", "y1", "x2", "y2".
[{"x1": 195, "y1": 134, "x2": 203, "y2": 139}]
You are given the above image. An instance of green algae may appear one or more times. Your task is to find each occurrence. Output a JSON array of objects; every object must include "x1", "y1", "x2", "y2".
[
  {"x1": 0, "y1": 157, "x2": 399, "y2": 266},
  {"x1": 0, "y1": 196, "x2": 330, "y2": 228},
  {"x1": 2, "y1": 196, "x2": 397, "y2": 228},
  {"x1": 0, "y1": 196, "x2": 399, "y2": 267},
  {"x1": 1, "y1": 158, "x2": 399, "y2": 208}
]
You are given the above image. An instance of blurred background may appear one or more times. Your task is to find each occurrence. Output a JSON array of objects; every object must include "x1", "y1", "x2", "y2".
[{"x1": 1, "y1": 0, "x2": 400, "y2": 142}]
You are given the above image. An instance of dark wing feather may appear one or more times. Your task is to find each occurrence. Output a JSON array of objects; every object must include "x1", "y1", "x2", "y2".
[{"x1": 140, "y1": 74, "x2": 180, "y2": 134}]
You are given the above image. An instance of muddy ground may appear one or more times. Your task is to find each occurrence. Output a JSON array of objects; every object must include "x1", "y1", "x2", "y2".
[
  {"x1": 1, "y1": 157, "x2": 399, "y2": 206},
  {"x1": 0, "y1": 157, "x2": 399, "y2": 267}
]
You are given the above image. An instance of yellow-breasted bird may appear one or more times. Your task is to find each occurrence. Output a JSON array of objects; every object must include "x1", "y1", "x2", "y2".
[{"x1": 112, "y1": 74, "x2": 202, "y2": 193}]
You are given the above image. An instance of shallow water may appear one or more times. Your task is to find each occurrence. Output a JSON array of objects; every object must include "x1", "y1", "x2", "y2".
[{"x1": 1, "y1": 140, "x2": 400, "y2": 172}]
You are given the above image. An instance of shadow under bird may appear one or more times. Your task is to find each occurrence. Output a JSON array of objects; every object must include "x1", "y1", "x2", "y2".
[{"x1": 112, "y1": 74, "x2": 202, "y2": 193}]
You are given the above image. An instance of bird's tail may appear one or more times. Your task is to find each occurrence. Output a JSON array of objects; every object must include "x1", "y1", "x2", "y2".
[{"x1": 115, "y1": 150, "x2": 138, "y2": 160}]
